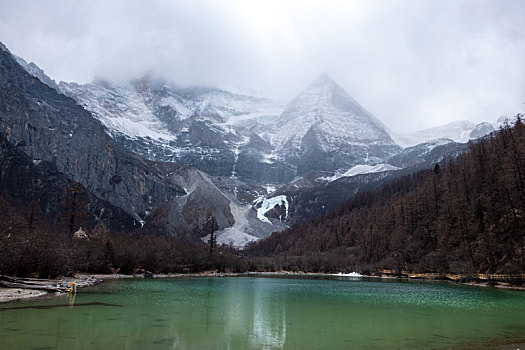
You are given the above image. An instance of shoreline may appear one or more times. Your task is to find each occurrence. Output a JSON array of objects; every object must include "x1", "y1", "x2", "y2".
[
  {"x1": 1, "y1": 272, "x2": 524, "y2": 350},
  {"x1": 1, "y1": 271, "x2": 523, "y2": 304},
  {"x1": 0, "y1": 275, "x2": 100, "y2": 304}
]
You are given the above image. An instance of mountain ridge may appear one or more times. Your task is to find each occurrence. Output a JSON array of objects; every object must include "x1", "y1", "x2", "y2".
[
  {"x1": 58, "y1": 72, "x2": 405, "y2": 183},
  {"x1": 1, "y1": 41, "x2": 499, "y2": 248}
]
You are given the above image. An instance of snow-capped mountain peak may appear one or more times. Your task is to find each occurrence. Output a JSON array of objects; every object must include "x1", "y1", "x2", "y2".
[
  {"x1": 271, "y1": 74, "x2": 396, "y2": 148},
  {"x1": 264, "y1": 74, "x2": 400, "y2": 173}
]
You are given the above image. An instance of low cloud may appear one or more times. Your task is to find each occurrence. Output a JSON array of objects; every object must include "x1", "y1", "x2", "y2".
[{"x1": 0, "y1": 0, "x2": 523, "y2": 131}]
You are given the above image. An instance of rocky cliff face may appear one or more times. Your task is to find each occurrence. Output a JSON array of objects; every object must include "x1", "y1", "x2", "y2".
[
  {"x1": 0, "y1": 133, "x2": 136, "y2": 230},
  {"x1": 12, "y1": 53, "x2": 59, "y2": 91},
  {"x1": 147, "y1": 162, "x2": 235, "y2": 237},
  {"x1": 0, "y1": 45, "x2": 191, "y2": 230}
]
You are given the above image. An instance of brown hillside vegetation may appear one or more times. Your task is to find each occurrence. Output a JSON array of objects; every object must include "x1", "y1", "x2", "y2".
[
  {"x1": 247, "y1": 117, "x2": 525, "y2": 275},
  {"x1": 0, "y1": 196, "x2": 246, "y2": 277}
]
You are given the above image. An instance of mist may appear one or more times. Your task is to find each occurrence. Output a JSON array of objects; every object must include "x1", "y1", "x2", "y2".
[{"x1": 0, "y1": 0, "x2": 524, "y2": 131}]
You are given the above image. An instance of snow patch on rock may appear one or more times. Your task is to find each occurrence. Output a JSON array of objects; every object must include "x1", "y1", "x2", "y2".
[
  {"x1": 254, "y1": 195, "x2": 289, "y2": 224},
  {"x1": 59, "y1": 82, "x2": 176, "y2": 141},
  {"x1": 320, "y1": 163, "x2": 401, "y2": 182}
]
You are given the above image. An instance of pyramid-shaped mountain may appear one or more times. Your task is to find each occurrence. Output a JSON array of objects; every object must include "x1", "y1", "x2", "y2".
[{"x1": 267, "y1": 74, "x2": 400, "y2": 174}]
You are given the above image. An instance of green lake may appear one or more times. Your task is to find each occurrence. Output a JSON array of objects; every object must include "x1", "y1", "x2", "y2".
[{"x1": 1, "y1": 276, "x2": 525, "y2": 349}]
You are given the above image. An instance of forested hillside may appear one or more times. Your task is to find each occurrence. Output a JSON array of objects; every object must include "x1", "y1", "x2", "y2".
[{"x1": 247, "y1": 118, "x2": 525, "y2": 275}]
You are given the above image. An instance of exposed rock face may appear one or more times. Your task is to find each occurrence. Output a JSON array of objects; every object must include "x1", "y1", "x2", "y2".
[
  {"x1": 12, "y1": 54, "x2": 59, "y2": 91},
  {"x1": 0, "y1": 133, "x2": 136, "y2": 230},
  {"x1": 235, "y1": 134, "x2": 296, "y2": 183},
  {"x1": 147, "y1": 163, "x2": 234, "y2": 237},
  {"x1": 0, "y1": 45, "x2": 185, "y2": 227}
]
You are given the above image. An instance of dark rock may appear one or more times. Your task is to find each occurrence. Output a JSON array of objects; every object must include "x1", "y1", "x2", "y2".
[
  {"x1": 0, "y1": 44, "x2": 201, "y2": 233},
  {"x1": 0, "y1": 133, "x2": 136, "y2": 230}
]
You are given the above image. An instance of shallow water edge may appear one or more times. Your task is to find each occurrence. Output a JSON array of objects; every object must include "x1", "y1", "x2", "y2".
[{"x1": 2, "y1": 270, "x2": 524, "y2": 304}]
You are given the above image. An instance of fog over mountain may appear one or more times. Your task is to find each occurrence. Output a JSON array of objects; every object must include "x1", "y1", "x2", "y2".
[{"x1": 1, "y1": 0, "x2": 524, "y2": 132}]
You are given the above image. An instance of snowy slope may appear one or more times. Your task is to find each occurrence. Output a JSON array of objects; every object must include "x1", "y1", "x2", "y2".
[
  {"x1": 392, "y1": 117, "x2": 505, "y2": 147},
  {"x1": 320, "y1": 164, "x2": 401, "y2": 182},
  {"x1": 59, "y1": 81, "x2": 176, "y2": 140},
  {"x1": 254, "y1": 195, "x2": 289, "y2": 223},
  {"x1": 494, "y1": 115, "x2": 520, "y2": 129},
  {"x1": 59, "y1": 79, "x2": 283, "y2": 140},
  {"x1": 387, "y1": 138, "x2": 469, "y2": 169},
  {"x1": 469, "y1": 122, "x2": 494, "y2": 139},
  {"x1": 58, "y1": 78, "x2": 291, "y2": 182},
  {"x1": 59, "y1": 74, "x2": 402, "y2": 182}
]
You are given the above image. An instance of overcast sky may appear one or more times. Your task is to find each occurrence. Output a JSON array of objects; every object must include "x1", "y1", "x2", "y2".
[{"x1": 1, "y1": 0, "x2": 524, "y2": 132}]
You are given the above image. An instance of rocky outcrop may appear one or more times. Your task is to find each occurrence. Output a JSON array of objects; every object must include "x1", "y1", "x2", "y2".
[
  {"x1": 147, "y1": 163, "x2": 234, "y2": 238},
  {"x1": 12, "y1": 54, "x2": 59, "y2": 91},
  {"x1": 235, "y1": 134, "x2": 296, "y2": 183}
]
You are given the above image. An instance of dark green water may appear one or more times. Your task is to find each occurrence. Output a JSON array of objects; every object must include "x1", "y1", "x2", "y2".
[{"x1": 1, "y1": 276, "x2": 525, "y2": 349}]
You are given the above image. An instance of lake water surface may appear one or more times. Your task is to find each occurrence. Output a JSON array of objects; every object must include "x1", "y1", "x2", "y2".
[{"x1": 1, "y1": 276, "x2": 525, "y2": 349}]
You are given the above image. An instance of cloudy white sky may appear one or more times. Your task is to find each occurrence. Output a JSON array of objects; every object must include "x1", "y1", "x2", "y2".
[{"x1": 0, "y1": 0, "x2": 524, "y2": 131}]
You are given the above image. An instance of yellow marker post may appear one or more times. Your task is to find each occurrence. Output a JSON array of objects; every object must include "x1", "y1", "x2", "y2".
[
  {"x1": 68, "y1": 281, "x2": 77, "y2": 307},
  {"x1": 69, "y1": 281, "x2": 77, "y2": 294}
]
